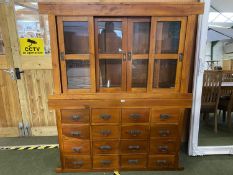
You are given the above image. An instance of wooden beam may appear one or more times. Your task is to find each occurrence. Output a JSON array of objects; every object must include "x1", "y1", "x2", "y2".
[
  {"x1": 0, "y1": 127, "x2": 19, "y2": 137},
  {"x1": 31, "y1": 126, "x2": 58, "y2": 136},
  {"x1": 39, "y1": 2, "x2": 204, "y2": 16}
]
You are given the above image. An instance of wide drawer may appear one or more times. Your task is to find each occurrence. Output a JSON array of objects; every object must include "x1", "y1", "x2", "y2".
[
  {"x1": 122, "y1": 108, "x2": 149, "y2": 123},
  {"x1": 150, "y1": 139, "x2": 176, "y2": 154},
  {"x1": 92, "y1": 108, "x2": 120, "y2": 123},
  {"x1": 93, "y1": 155, "x2": 119, "y2": 169},
  {"x1": 121, "y1": 125, "x2": 149, "y2": 139},
  {"x1": 63, "y1": 140, "x2": 90, "y2": 154},
  {"x1": 148, "y1": 155, "x2": 176, "y2": 169},
  {"x1": 93, "y1": 140, "x2": 119, "y2": 155},
  {"x1": 150, "y1": 124, "x2": 178, "y2": 138},
  {"x1": 62, "y1": 125, "x2": 90, "y2": 139},
  {"x1": 120, "y1": 140, "x2": 148, "y2": 154},
  {"x1": 121, "y1": 155, "x2": 147, "y2": 169},
  {"x1": 61, "y1": 109, "x2": 90, "y2": 124},
  {"x1": 64, "y1": 155, "x2": 91, "y2": 170},
  {"x1": 92, "y1": 125, "x2": 120, "y2": 139},
  {"x1": 151, "y1": 108, "x2": 181, "y2": 123}
]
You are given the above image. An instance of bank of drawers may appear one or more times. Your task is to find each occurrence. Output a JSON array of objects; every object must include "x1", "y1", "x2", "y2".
[{"x1": 60, "y1": 107, "x2": 181, "y2": 170}]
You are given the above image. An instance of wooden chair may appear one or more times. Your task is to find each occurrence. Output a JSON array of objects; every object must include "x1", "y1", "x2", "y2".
[{"x1": 201, "y1": 70, "x2": 222, "y2": 133}]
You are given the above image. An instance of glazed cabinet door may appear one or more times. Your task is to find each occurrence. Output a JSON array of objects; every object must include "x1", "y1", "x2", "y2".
[
  {"x1": 148, "y1": 17, "x2": 187, "y2": 92},
  {"x1": 95, "y1": 18, "x2": 127, "y2": 92},
  {"x1": 127, "y1": 18, "x2": 151, "y2": 92},
  {"x1": 57, "y1": 17, "x2": 96, "y2": 93}
]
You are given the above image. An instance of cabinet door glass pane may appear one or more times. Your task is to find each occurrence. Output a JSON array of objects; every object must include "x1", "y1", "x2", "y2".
[
  {"x1": 66, "y1": 60, "x2": 90, "y2": 89},
  {"x1": 133, "y1": 22, "x2": 150, "y2": 54},
  {"x1": 132, "y1": 59, "x2": 148, "y2": 88},
  {"x1": 153, "y1": 59, "x2": 177, "y2": 88},
  {"x1": 64, "y1": 21, "x2": 89, "y2": 54},
  {"x1": 99, "y1": 59, "x2": 122, "y2": 88},
  {"x1": 155, "y1": 21, "x2": 181, "y2": 54},
  {"x1": 97, "y1": 22, "x2": 122, "y2": 54}
]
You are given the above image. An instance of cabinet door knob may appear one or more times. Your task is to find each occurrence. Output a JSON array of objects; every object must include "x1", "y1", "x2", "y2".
[
  {"x1": 129, "y1": 113, "x2": 141, "y2": 120},
  {"x1": 101, "y1": 160, "x2": 112, "y2": 165},
  {"x1": 159, "y1": 129, "x2": 170, "y2": 137},
  {"x1": 72, "y1": 160, "x2": 83, "y2": 167},
  {"x1": 72, "y1": 147, "x2": 82, "y2": 153},
  {"x1": 158, "y1": 145, "x2": 168, "y2": 153},
  {"x1": 99, "y1": 114, "x2": 111, "y2": 120},
  {"x1": 128, "y1": 159, "x2": 139, "y2": 164},
  {"x1": 99, "y1": 145, "x2": 112, "y2": 150},
  {"x1": 100, "y1": 130, "x2": 111, "y2": 136},
  {"x1": 128, "y1": 130, "x2": 142, "y2": 136},
  {"x1": 160, "y1": 114, "x2": 171, "y2": 120},
  {"x1": 128, "y1": 145, "x2": 140, "y2": 150},
  {"x1": 70, "y1": 131, "x2": 81, "y2": 137},
  {"x1": 156, "y1": 160, "x2": 168, "y2": 166},
  {"x1": 72, "y1": 115, "x2": 81, "y2": 121}
]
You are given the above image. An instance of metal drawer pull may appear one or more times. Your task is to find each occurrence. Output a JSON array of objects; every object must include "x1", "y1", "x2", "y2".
[
  {"x1": 72, "y1": 160, "x2": 83, "y2": 167},
  {"x1": 156, "y1": 160, "x2": 168, "y2": 166},
  {"x1": 100, "y1": 130, "x2": 111, "y2": 136},
  {"x1": 101, "y1": 160, "x2": 112, "y2": 165},
  {"x1": 72, "y1": 147, "x2": 82, "y2": 152},
  {"x1": 158, "y1": 145, "x2": 168, "y2": 152},
  {"x1": 128, "y1": 159, "x2": 139, "y2": 164},
  {"x1": 99, "y1": 145, "x2": 112, "y2": 150},
  {"x1": 129, "y1": 113, "x2": 142, "y2": 120},
  {"x1": 128, "y1": 130, "x2": 142, "y2": 136},
  {"x1": 99, "y1": 114, "x2": 111, "y2": 120},
  {"x1": 71, "y1": 131, "x2": 81, "y2": 137},
  {"x1": 128, "y1": 145, "x2": 140, "y2": 150},
  {"x1": 160, "y1": 114, "x2": 171, "y2": 120},
  {"x1": 72, "y1": 115, "x2": 81, "y2": 121},
  {"x1": 159, "y1": 130, "x2": 170, "y2": 137}
]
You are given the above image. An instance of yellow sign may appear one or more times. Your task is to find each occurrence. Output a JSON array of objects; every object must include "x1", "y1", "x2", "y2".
[{"x1": 19, "y1": 38, "x2": 44, "y2": 56}]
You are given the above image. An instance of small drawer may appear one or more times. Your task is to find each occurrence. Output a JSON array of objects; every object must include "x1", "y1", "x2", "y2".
[
  {"x1": 62, "y1": 125, "x2": 90, "y2": 139},
  {"x1": 93, "y1": 140, "x2": 119, "y2": 155},
  {"x1": 121, "y1": 125, "x2": 149, "y2": 139},
  {"x1": 150, "y1": 139, "x2": 176, "y2": 154},
  {"x1": 92, "y1": 125, "x2": 120, "y2": 139},
  {"x1": 120, "y1": 140, "x2": 148, "y2": 154},
  {"x1": 93, "y1": 155, "x2": 119, "y2": 169},
  {"x1": 61, "y1": 109, "x2": 90, "y2": 124},
  {"x1": 64, "y1": 155, "x2": 91, "y2": 170},
  {"x1": 63, "y1": 140, "x2": 90, "y2": 154},
  {"x1": 148, "y1": 155, "x2": 176, "y2": 169},
  {"x1": 151, "y1": 108, "x2": 181, "y2": 123},
  {"x1": 121, "y1": 155, "x2": 147, "y2": 169},
  {"x1": 122, "y1": 108, "x2": 149, "y2": 123},
  {"x1": 150, "y1": 124, "x2": 178, "y2": 138},
  {"x1": 92, "y1": 108, "x2": 120, "y2": 123}
]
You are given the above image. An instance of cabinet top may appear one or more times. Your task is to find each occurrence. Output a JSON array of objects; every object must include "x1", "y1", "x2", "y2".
[{"x1": 38, "y1": 1, "x2": 204, "y2": 16}]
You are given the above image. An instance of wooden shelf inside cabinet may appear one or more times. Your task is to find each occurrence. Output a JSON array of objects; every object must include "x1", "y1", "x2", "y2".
[{"x1": 39, "y1": 1, "x2": 204, "y2": 173}]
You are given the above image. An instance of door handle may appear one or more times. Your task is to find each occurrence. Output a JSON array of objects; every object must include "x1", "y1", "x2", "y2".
[{"x1": 127, "y1": 51, "x2": 132, "y2": 61}]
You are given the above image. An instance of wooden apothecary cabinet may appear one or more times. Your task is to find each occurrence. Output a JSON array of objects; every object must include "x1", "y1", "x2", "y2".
[{"x1": 39, "y1": 1, "x2": 204, "y2": 172}]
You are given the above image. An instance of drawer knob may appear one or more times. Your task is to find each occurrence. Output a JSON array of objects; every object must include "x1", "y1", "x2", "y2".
[
  {"x1": 72, "y1": 160, "x2": 83, "y2": 167},
  {"x1": 158, "y1": 145, "x2": 168, "y2": 153},
  {"x1": 99, "y1": 145, "x2": 112, "y2": 150},
  {"x1": 128, "y1": 145, "x2": 140, "y2": 150},
  {"x1": 160, "y1": 114, "x2": 171, "y2": 120},
  {"x1": 159, "y1": 129, "x2": 170, "y2": 137},
  {"x1": 128, "y1": 130, "x2": 142, "y2": 136},
  {"x1": 128, "y1": 159, "x2": 139, "y2": 164},
  {"x1": 129, "y1": 113, "x2": 142, "y2": 120},
  {"x1": 156, "y1": 160, "x2": 168, "y2": 166},
  {"x1": 72, "y1": 147, "x2": 82, "y2": 153},
  {"x1": 101, "y1": 160, "x2": 112, "y2": 165},
  {"x1": 100, "y1": 130, "x2": 111, "y2": 136},
  {"x1": 70, "y1": 131, "x2": 81, "y2": 137},
  {"x1": 72, "y1": 115, "x2": 81, "y2": 121},
  {"x1": 99, "y1": 114, "x2": 111, "y2": 120}
]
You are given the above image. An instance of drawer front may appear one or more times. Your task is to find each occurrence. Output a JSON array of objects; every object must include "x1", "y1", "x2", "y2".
[
  {"x1": 93, "y1": 155, "x2": 119, "y2": 169},
  {"x1": 148, "y1": 155, "x2": 176, "y2": 169},
  {"x1": 92, "y1": 108, "x2": 120, "y2": 123},
  {"x1": 150, "y1": 139, "x2": 176, "y2": 154},
  {"x1": 122, "y1": 108, "x2": 149, "y2": 123},
  {"x1": 121, "y1": 155, "x2": 147, "y2": 169},
  {"x1": 120, "y1": 140, "x2": 148, "y2": 154},
  {"x1": 62, "y1": 125, "x2": 90, "y2": 139},
  {"x1": 61, "y1": 109, "x2": 90, "y2": 124},
  {"x1": 93, "y1": 140, "x2": 119, "y2": 155},
  {"x1": 150, "y1": 124, "x2": 178, "y2": 138},
  {"x1": 63, "y1": 140, "x2": 90, "y2": 154},
  {"x1": 92, "y1": 125, "x2": 120, "y2": 139},
  {"x1": 151, "y1": 108, "x2": 181, "y2": 123},
  {"x1": 64, "y1": 155, "x2": 91, "y2": 170},
  {"x1": 121, "y1": 125, "x2": 149, "y2": 139}
]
